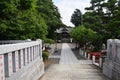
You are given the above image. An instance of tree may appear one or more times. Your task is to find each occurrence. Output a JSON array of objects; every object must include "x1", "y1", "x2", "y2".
[
  {"x1": 84, "y1": 0, "x2": 120, "y2": 44},
  {"x1": 36, "y1": 0, "x2": 63, "y2": 39},
  {"x1": 70, "y1": 26, "x2": 97, "y2": 48},
  {"x1": 0, "y1": 0, "x2": 48, "y2": 40},
  {"x1": 0, "y1": 0, "x2": 63, "y2": 40},
  {"x1": 71, "y1": 9, "x2": 82, "y2": 27}
]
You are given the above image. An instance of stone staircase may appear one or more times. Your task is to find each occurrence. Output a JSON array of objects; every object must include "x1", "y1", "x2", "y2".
[{"x1": 40, "y1": 64, "x2": 110, "y2": 80}]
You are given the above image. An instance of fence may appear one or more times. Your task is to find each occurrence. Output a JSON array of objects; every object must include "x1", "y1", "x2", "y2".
[
  {"x1": 103, "y1": 39, "x2": 120, "y2": 80},
  {"x1": 79, "y1": 48, "x2": 107, "y2": 68},
  {"x1": 0, "y1": 39, "x2": 44, "y2": 80}
]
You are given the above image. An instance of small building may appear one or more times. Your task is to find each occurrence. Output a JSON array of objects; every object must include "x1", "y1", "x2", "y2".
[{"x1": 55, "y1": 27, "x2": 73, "y2": 43}]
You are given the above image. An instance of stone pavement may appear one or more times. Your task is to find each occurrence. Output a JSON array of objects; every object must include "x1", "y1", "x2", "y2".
[
  {"x1": 59, "y1": 43, "x2": 79, "y2": 64},
  {"x1": 39, "y1": 43, "x2": 110, "y2": 80},
  {"x1": 40, "y1": 64, "x2": 110, "y2": 80}
]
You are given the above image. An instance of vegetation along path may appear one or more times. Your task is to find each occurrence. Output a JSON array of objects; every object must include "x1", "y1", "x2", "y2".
[{"x1": 40, "y1": 43, "x2": 110, "y2": 80}]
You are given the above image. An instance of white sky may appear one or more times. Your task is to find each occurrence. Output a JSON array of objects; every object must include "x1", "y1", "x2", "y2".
[{"x1": 52, "y1": 0, "x2": 91, "y2": 27}]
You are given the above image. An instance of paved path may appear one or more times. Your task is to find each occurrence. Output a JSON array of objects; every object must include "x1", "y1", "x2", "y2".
[
  {"x1": 40, "y1": 43, "x2": 110, "y2": 80},
  {"x1": 40, "y1": 64, "x2": 110, "y2": 80},
  {"x1": 59, "y1": 43, "x2": 79, "y2": 64}
]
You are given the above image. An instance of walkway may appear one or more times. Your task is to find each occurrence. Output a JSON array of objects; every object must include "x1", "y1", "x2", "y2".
[
  {"x1": 40, "y1": 43, "x2": 110, "y2": 80},
  {"x1": 59, "y1": 43, "x2": 79, "y2": 64}
]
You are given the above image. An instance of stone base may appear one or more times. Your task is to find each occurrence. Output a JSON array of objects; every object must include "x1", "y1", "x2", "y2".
[
  {"x1": 103, "y1": 61, "x2": 120, "y2": 80},
  {"x1": 6, "y1": 57, "x2": 44, "y2": 80},
  {"x1": 103, "y1": 62, "x2": 113, "y2": 79}
]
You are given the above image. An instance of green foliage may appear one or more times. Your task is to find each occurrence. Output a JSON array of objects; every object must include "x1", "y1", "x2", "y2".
[
  {"x1": 0, "y1": 0, "x2": 63, "y2": 40},
  {"x1": 83, "y1": 0, "x2": 120, "y2": 47},
  {"x1": 70, "y1": 26, "x2": 97, "y2": 46},
  {"x1": 42, "y1": 51, "x2": 50, "y2": 61},
  {"x1": 43, "y1": 38, "x2": 55, "y2": 44},
  {"x1": 71, "y1": 26, "x2": 103, "y2": 51},
  {"x1": 71, "y1": 9, "x2": 82, "y2": 26},
  {"x1": 37, "y1": 0, "x2": 64, "y2": 39}
]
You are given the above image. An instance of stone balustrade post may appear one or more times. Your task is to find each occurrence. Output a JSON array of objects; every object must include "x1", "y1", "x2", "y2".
[
  {"x1": 14, "y1": 51, "x2": 19, "y2": 72},
  {"x1": 84, "y1": 52, "x2": 87, "y2": 58},
  {"x1": 4, "y1": 53, "x2": 13, "y2": 77},
  {"x1": 88, "y1": 54, "x2": 90, "y2": 60},
  {"x1": 0, "y1": 55, "x2": 5, "y2": 80},
  {"x1": 99, "y1": 58, "x2": 102, "y2": 68},
  {"x1": 34, "y1": 46, "x2": 36, "y2": 58},
  {"x1": 31, "y1": 47, "x2": 33, "y2": 61},
  {"x1": 37, "y1": 39, "x2": 42, "y2": 59},
  {"x1": 27, "y1": 48, "x2": 30, "y2": 63},
  {"x1": 19, "y1": 50, "x2": 24, "y2": 68},
  {"x1": 37, "y1": 45, "x2": 40, "y2": 56},
  {"x1": 79, "y1": 49, "x2": 81, "y2": 55},
  {"x1": 82, "y1": 50, "x2": 83, "y2": 55},
  {"x1": 92, "y1": 56, "x2": 95, "y2": 64},
  {"x1": 24, "y1": 48, "x2": 28, "y2": 65},
  {"x1": 36, "y1": 45, "x2": 39, "y2": 57}
]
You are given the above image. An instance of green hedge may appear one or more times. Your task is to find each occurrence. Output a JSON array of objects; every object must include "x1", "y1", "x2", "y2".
[{"x1": 42, "y1": 51, "x2": 50, "y2": 61}]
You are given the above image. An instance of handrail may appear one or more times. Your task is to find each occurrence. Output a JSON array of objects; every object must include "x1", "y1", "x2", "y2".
[{"x1": 0, "y1": 39, "x2": 43, "y2": 80}]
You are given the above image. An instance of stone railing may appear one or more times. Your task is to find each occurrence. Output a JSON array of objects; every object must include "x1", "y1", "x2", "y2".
[
  {"x1": 0, "y1": 39, "x2": 31, "y2": 45},
  {"x1": 0, "y1": 39, "x2": 44, "y2": 80},
  {"x1": 79, "y1": 49, "x2": 105, "y2": 67},
  {"x1": 103, "y1": 39, "x2": 120, "y2": 80}
]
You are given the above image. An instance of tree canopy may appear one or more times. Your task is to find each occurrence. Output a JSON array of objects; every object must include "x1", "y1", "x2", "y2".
[
  {"x1": 70, "y1": 0, "x2": 120, "y2": 51},
  {"x1": 70, "y1": 26, "x2": 97, "y2": 46},
  {"x1": 71, "y1": 9, "x2": 82, "y2": 27},
  {"x1": 0, "y1": 0, "x2": 63, "y2": 40},
  {"x1": 84, "y1": 0, "x2": 120, "y2": 39}
]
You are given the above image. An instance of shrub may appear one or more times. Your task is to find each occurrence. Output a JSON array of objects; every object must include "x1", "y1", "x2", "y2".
[
  {"x1": 43, "y1": 38, "x2": 55, "y2": 44},
  {"x1": 42, "y1": 51, "x2": 50, "y2": 61}
]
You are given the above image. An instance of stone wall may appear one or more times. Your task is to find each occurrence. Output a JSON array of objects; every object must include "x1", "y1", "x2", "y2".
[
  {"x1": 0, "y1": 39, "x2": 44, "y2": 80},
  {"x1": 103, "y1": 39, "x2": 120, "y2": 80}
]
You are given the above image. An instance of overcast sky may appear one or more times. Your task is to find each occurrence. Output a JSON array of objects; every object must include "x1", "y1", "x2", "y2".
[{"x1": 52, "y1": 0, "x2": 91, "y2": 27}]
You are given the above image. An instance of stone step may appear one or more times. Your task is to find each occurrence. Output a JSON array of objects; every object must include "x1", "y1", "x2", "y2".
[{"x1": 40, "y1": 64, "x2": 110, "y2": 80}]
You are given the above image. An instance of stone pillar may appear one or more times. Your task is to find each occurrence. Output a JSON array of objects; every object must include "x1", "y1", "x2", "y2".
[
  {"x1": 40, "y1": 44, "x2": 42, "y2": 59},
  {"x1": 79, "y1": 49, "x2": 81, "y2": 55},
  {"x1": 99, "y1": 58, "x2": 102, "y2": 68},
  {"x1": 81, "y1": 50, "x2": 83, "y2": 56},
  {"x1": 24, "y1": 48, "x2": 28, "y2": 65},
  {"x1": 33, "y1": 46, "x2": 36, "y2": 59},
  {"x1": 35, "y1": 46, "x2": 37, "y2": 58},
  {"x1": 4, "y1": 53, "x2": 13, "y2": 77},
  {"x1": 84, "y1": 52, "x2": 87, "y2": 58},
  {"x1": 13, "y1": 51, "x2": 19, "y2": 72},
  {"x1": 0, "y1": 55, "x2": 5, "y2": 80},
  {"x1": 33, "y1": 46, "x2": 35, "y2": 59},
  {"x1": 27, "y1": 48, "x2": 30, "y2": 63},
  {"x1": 37, "y1": 39, "x2": 42, "y2": 59},
  {"x1": 103, "y1": 39, "x2": 113, "y2": 79},
  {"x1": 38, "y1": 45, "x2": 40, "y2": 57},
  {"x1": 36, "y1": 45, "x2": 38, "y2": 57},
  {"x1": 38, "y1": 45, "x2": 40, "y2": 56},
  {"x1": 30, "y1": 47, "x2": 33, "y2": 61},
  {"x1": 92, "y1": 56, "x2": 95, "y2": 64},
  {"x1": 19, "y1": 50, "x2": 24, "y2": 68},
  {"x1": 107, "y1": 39, "x2": 112, "y2": 60},
  {"x1": 88, "y1": 54, "x2": 90, "y2": 60}
]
